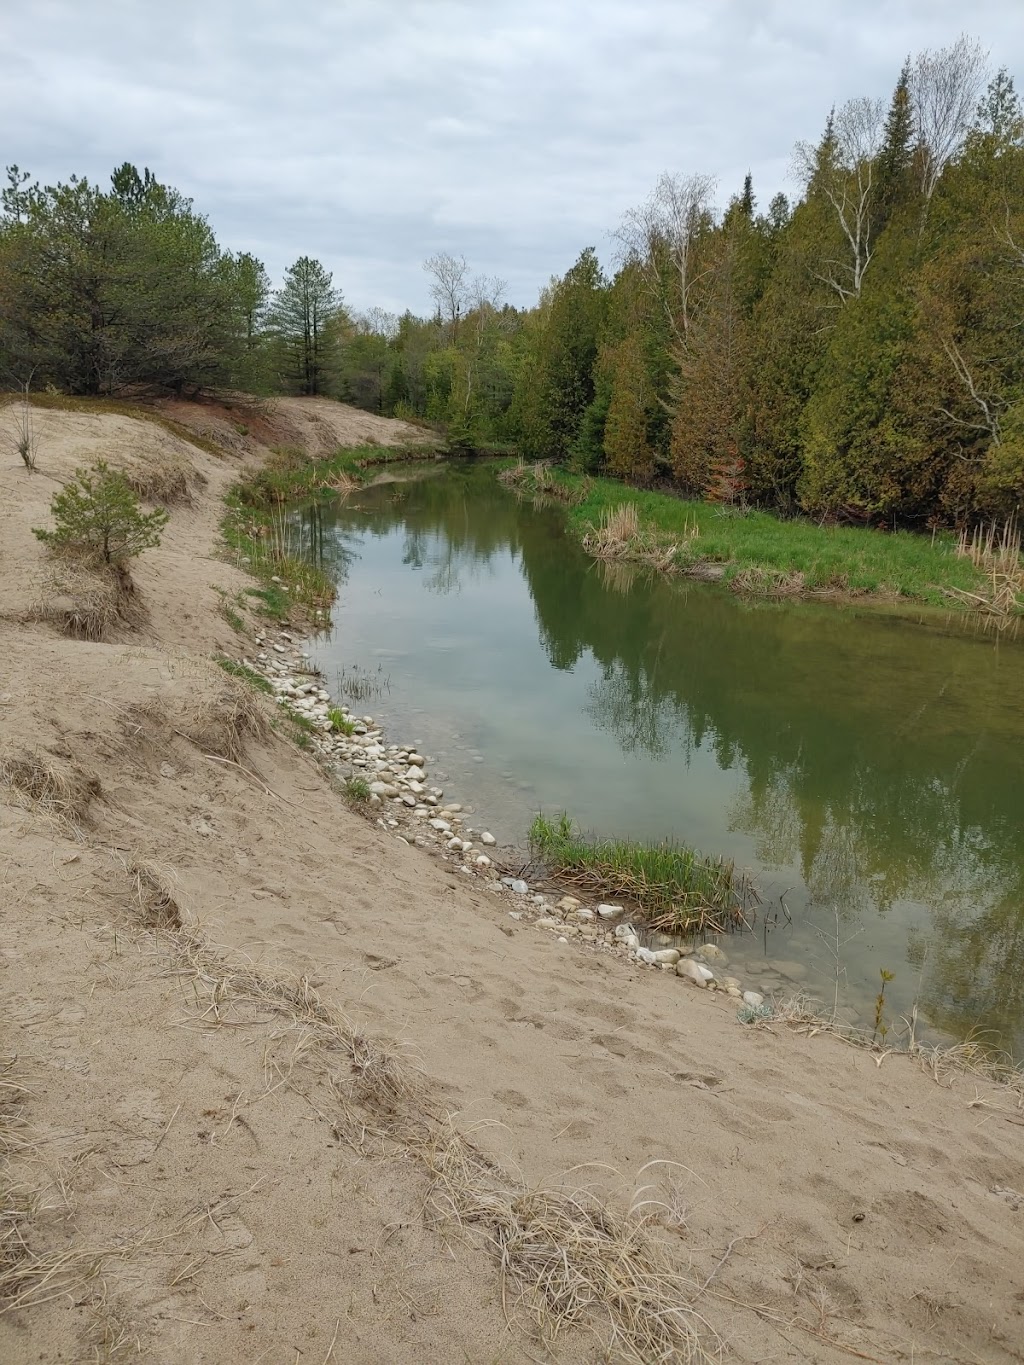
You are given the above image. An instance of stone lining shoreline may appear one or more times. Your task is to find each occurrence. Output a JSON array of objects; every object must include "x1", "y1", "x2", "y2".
[{"x1": 234, "y1": 623, "x2": 768, "y2": 1011}]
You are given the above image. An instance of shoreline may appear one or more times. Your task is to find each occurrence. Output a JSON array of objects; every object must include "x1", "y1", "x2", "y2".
[{"x1": 4, "y1": 395, "x2": 1024, "y2": 1363}]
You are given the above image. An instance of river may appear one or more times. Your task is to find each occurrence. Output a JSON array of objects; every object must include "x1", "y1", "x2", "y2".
[{"x1": 295, "y1": 460, "x2": 1024, "y2": 1056}]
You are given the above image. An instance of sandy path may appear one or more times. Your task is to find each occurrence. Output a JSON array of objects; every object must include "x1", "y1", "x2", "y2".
[{"x1": 1, "y1": 397, "x2": 1022, "y2": 1364}]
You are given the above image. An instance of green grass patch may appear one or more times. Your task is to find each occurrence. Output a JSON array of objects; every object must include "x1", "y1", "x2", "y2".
[
  {"x1": 216, "y1": 656, "x2": 273, "y2": 695},
  {"x1": 222, "y1": 489, "x2": 336, "y2": 620},
  {"x1": 529, "y1": 812, "x2": 753, "y2": 935},
  {"x1": 235, "y1": 441, "x2": 444, "y2": 510},
  {"x1": 327, "y1": 707, "x2": 355, "y2": 735},
  {"x1": 504, "y1": 467, "x2": 1007, "y2": 609},
  {"x1": 340, "y1": 774, "x2": 371, "y2": 804}
]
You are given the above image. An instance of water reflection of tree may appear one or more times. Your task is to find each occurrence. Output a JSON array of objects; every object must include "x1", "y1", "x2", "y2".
[
  {"x1": 516, "y1": 508, "x2": 1024, "y2": 1052},
  {"x1": 302, "y1": 465, "x2": 1024, "y2": 1052}
]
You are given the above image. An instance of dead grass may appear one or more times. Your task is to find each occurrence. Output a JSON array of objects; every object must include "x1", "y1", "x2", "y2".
[
  {"x1": 946, "y1": 518, "x2": 1024, "y2": 621},
  {"x1": 128, "y1": 899, "x2": 722, "y2": 1364},
  {"x1": 728, "y1": 565, "x2": 806, "y2": 597},
  {"x1": 118, "y1": 450, "x2": 205, "y2": 507},
  {"x1": 26, "y1": 560, "x2": 140, "y2": 642},
  {"x1": 128, "y1": 673, "x2": 269, "y2": 764},
  {"x1": 121, "y1": 855, "x2": 185, "y2": 930},
  {"x1": 0, "y1": 747, "x2": 100, "y2": 831},
  {"x1": 424, "y1": 1122, "x2": 717, "y2": 1363},
  {"x1": 582, "y1": 503, "x2": 689, "y2": 572}
]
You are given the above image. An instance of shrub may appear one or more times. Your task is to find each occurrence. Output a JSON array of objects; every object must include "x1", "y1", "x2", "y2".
[{"x1": 33, "y1": 461, "x2": 169, "y2": 565}]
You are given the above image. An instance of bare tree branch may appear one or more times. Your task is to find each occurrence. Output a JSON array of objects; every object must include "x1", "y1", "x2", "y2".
[{"x1": 912, "y1": 36, "x2": 990, "y2": 200}]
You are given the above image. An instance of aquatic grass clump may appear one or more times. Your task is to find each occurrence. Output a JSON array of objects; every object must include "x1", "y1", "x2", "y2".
[{"x1": 529, "y1": 812, "x2": 753, "y2": 934}]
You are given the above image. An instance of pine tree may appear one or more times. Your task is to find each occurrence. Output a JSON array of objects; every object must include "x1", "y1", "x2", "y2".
[{"x1": 269, "y1": 257, "x2": 343, "y2": 396}]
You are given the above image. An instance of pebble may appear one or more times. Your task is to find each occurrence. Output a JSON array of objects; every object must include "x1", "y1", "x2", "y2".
[
  {"x1": 536, "y1": 917, "x2": 562, "y2": 929},
  {"x1": 405, "y1": 765, "x2": 426, "y2": 782},
  {"x1": 407, "y1": 752, "x2": 424, "y2": 766},
  {"x1": 480, "y1": 832, "x2": 496, "y2": 846},
  {"x1": 597, "y1": 904, "x2": 625, "y2": 919},
  {"x1": 742, "y1": 990, "x2": 765, "y2": 1007},
  {"x1": 428, "y1": 818, "x2": 451, "y2": 832},
  {"x1": 556, "y1": 896, "x2": 580, "y2": 912},
  {"x1": 505, "y1": 879, "x2": 529, "y2": 895},
  {"x1": 474, "y1": 855, "x2": 492, "y2": 867},
  {"x1": 576, "y1": 908, "x2": 596, "y2": 923}
]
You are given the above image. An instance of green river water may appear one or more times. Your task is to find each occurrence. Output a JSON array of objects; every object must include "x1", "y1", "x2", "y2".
[{"x1": 297, "y1": 461, "x2": 1024, "y2": 1056}]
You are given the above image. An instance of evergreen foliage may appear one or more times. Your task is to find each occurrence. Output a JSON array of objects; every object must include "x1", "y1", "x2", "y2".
[
  {"x1": 33, "y1": 461, "x2": 169, "y2": 564},
  {"x1": 3, "y1": 36, "x2": 1023, "y2": 527}
]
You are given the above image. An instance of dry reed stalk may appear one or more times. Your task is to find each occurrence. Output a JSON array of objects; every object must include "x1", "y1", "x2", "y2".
[
  {"x1": 26, "y1": 559, "x2": 139, "y2": 641},
  {"x1": 582, "y1": 503, "x2": 690, "y2": 574},
  {"x1": 128, "y1": 671, "x2": 269, "y2": 765},
  {"x1": 947, "y1": 517, "x2": 1024, "y2": 620}
]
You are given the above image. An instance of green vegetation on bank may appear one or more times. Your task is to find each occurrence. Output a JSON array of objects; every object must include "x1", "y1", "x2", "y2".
[
  {"x1": 502, "y1": 462, "x2": 1016, "y2": 608},
  {"x1": 529, "y1": 812, "x2": 753, "y2": 935},
  {"x1": 4, "y1": 42, "x2": 1021, "y2": 531}
]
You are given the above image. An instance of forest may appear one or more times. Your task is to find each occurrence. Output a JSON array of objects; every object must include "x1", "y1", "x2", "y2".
[{"x1": 2, "y1": 36, "x2": 1022, "y2": 527}]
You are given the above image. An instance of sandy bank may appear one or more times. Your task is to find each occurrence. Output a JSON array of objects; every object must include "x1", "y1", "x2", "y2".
[{"x1": 1, "y1": 396, "x2": 1022, "y2": 1364}]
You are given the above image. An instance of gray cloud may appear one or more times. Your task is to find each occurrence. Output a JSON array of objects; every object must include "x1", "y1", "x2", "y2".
[{"x1": 3, "y1": 0, "x2": 1022, "y2": 313}]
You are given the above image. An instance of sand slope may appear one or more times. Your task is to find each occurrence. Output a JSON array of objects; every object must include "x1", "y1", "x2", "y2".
[{"x1": 1, "y1": 398, "x2": 1022, "y2": 1364}]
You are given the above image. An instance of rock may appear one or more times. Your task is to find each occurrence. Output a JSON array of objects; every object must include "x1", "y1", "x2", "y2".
[
  {"x1": 597, "y1": 903, "x2": 625, "y2": 919},
  {"x1": 406, "y1": 781, "x2": 426, "y2": 795},
  {"x1": 369, "y1": 782, "x2": 398, "y2": 798},
  {"x1": 649, "y1": 948, "x2": 680, "y2": 965},
  {"x1": 273, "y1": 644, "x2": 286, "y2": 654},
  {"x1": 446, "y1": 836, "x2": 464, "y2": 851},
  {"x1": 400, "y1": 793, "x2": 417, "y2": 807},
  {"x1": 480, "y1": 832, "x2": 496, "y2": 846},
  {"x1": 770, "y1": 959, "x2": 809, "y2": 982},
  {"x1": 721, "y1": 976, "x2": 742, "y2": 991},
  {"x1": 474, "y1": 854, "x2": 492, "y2": 867},
  {"x1": 676, "y1": 958, "x2": 709, "y2": 986},
  {"x1": 742, "y1": 990, "x2": 765, "y2": 1007},
  {"x1": 575, "y1": 908, "x2": 596, "y2": 922},
  {"x1": 536, "y1": 917, "x2": 561, "y2": 929},
  {"x1": 698, "y1": 943, "x2": 728, "y2": 963},
  {"x1": 502, "y1": 878, "x2": 528, "y2": 895},
  {"x1": 407, "y1": 753, "x2": 424, "y2": 766},
  {"x1": 405, "y1": 765, "x2": 426, "y2": 782},
  {"x1": 556, "y1": 895, "x2": 580, "y2": 912},
  {"x1": 635, "y1": 947, "x2": 658, "y2": 965},
  {"x1": 726, "y1": 986, "x2": 742, "y2": 998},
  {"x1": 429, "y1": 818, "x2": 451, "y2": 832},
  {"x1": 446, "y1": 803, "x2": 462, "y2": 813}
]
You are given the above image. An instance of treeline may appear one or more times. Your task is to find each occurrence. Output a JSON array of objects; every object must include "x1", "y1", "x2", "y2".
[
  {"x1": 350, "y1": 39, "x2": 1024, "y2": 527},
  {"x1": 2, "y1": 36, "x2": 1022, "y2": 526}
]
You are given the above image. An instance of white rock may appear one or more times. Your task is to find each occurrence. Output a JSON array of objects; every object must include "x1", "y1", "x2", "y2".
[
  {"x1": 405, "y1": 765, "x2": 426, "y2": 782},
  {"x1": 480, "y1": 832, "x2": 496, "y2": 846},
  {"x1": 649, "y1": 948, "x2": 680, "y2": 965},
  {"x1": 636, "y1": 947, "x2": 658, "y2": 965},
  {"x1": 506, "y1": 879, "x2": 528, "y2": 895},
  {"x1": 597, "y1": 903, "x2": 625, "y2": 919},
  {"x1": 556, "y1": 895, "x2": 580, "y2": 912},
  {"x1": 742, "y1": 990, "x2": 765, "y2": 1007},
  {"x1": 445, "y1": 836, "x2": 463, "y2": 851},
  {"x1": 622, "y1": 933, "x2": 640, "y2": 951},
  {"x1": 536, "y1": 917, "x2": 561, "y2": 929},
  {"x1": 429, "y1": 818, "x2": 451, "y2": 832},
  {"x1": 369, "y1": 781, "x2": 398, "y2": 798},
  {"x1": 400, "y1": 794, "x2": 417, "y2": 807},
  {"x1": 575, "y1": 908, "x2": 596, "y2": 923},
  {"x1": 407, "y1": 753, "x2": 424, "y2": 766},
  {"x1": 474, "y1": 854, "x2": 492, "y2": 867},
  {"x1": 676, "y1": 958, "x2": 709, "y2": 986}
]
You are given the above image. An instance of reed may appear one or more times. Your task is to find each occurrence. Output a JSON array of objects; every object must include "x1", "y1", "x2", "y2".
[{"x1": 529, "y1": 812, "x2": 754, "y2": 934}]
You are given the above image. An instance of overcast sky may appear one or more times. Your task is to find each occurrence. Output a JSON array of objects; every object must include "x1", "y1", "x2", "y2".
[{"x1": 3, "y1": 1, "x2": 1022, "y2": 316}]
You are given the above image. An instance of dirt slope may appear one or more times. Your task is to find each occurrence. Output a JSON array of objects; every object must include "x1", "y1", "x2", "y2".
[{"x1": 1, "y1": 398, "x2": 1022, "y2": 1364}]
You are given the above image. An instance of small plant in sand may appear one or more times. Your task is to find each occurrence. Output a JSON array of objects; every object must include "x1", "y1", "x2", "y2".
[
  {"x1": 342, "y1": 775, "x2": 371, "y2": 803},
  {"x1": 872, "y1": 969, "x2": 895, "y2": 1044},
  {"x1": 33, "y1": 461, "x2": 168, "y2": 566},
  {"x1": 9, "y1": 378, "x2": 39, "y2": 471},
  {"x1": 327, "y1": 707, "x2": 355, "y2": 735}
]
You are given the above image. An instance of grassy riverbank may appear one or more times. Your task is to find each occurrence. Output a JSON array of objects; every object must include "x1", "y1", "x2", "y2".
[
  {"x1": 501, "y1": 462, "x2": 1021, "y2": 612},
  {"x1": 529, "y1": 812, "x2": 753, "y2": 935}
]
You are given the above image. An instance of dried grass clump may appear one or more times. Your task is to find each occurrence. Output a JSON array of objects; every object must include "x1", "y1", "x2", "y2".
[
  {"x1": 124, "y1": 856, "x2": 184, "y2": 930},
  {"x1": 117, "y1": 449, "x2": 206, "y2": 507},
  {"x1": 130, "y1": 673, "x2": 269, "y2": 764},
  {"x1": 729, "y1": 565, "x2": 806, "y2": 597},
  {"x1": 946, "y1": 518, "x2": 1024, "y2": 621},
  {"x1": 1, "y1": 1059, "x2": 106, "y2": 1319},
  {"x1": 0, "y1": 747, "x2": 99, "y2": 830},
  {"x1": 583, "y1": 503, "x2": 688, "y2": 573},
  {"x1": 424, "y1": 1123, "x2": 716, "y2": 1364},
  {"x1": 27, "y1": 560, "x2": 139, "y2": 642}
]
